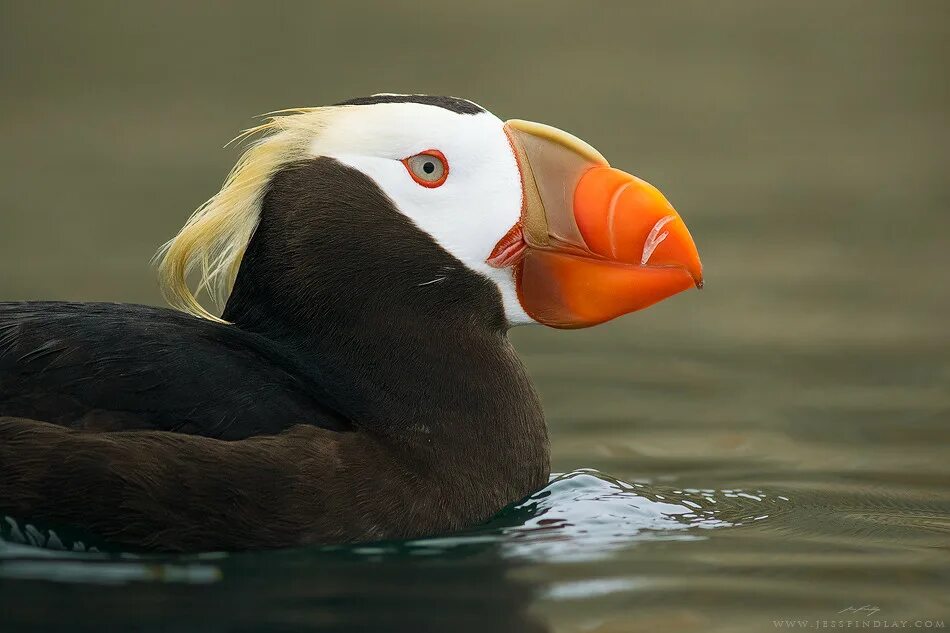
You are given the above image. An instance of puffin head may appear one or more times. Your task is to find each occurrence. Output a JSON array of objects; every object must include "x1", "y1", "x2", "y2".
[{"x1": 158, "y1": 94, "x2": 702, "y2": 331}]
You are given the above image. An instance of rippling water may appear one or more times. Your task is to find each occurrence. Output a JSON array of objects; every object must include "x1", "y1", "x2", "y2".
[
  {"x1": 1, "y1": 1, "x2": 948, "y2": 631},
  {"x1": 2, "y1": 467, "x2": 947, "y2": 631},
  {"x1": 0, "y1": 470, "x2": 796, "y2": 630}
]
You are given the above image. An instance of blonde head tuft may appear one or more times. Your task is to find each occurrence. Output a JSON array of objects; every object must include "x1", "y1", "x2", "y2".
[{"x1": 156, "y1": 108, "x2": 336, "y2": 322}]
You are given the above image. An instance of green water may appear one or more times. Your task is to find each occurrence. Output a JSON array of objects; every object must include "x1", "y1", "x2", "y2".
[{"x1": 1, "y1": 1, "x2": 948, "y2": 631}]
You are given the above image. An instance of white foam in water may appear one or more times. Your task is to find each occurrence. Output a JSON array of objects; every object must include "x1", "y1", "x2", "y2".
[{"x1": 405, "y1": 469, "x2": 785, "y2": 563}]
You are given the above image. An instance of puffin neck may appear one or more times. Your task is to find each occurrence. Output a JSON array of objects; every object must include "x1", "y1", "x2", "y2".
[{"x1": 219, "y1": 157, "x2": 548, "y2": 479}]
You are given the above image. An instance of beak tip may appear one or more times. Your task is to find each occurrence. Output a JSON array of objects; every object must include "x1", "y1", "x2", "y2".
[{"x1": 695, "y1": 278, "x2": 705, "y2": 290}]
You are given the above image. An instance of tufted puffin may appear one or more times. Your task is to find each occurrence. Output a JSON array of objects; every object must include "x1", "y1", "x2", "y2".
[{"x1": 0, "y1": 94, "x2": 702, "y2": 551}]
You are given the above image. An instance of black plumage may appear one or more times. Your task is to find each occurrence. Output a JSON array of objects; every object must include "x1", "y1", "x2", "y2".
[
  {"x1": 0, "y1": 301, "x2": 350, "y2": 436},
  {"x1": 335, "y1": 94, "x2": 485, "y2": 115}
]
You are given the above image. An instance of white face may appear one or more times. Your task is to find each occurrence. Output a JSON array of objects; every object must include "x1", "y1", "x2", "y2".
[{"x1": 307, "y1": 101, "x2": 531, "y2": 325}]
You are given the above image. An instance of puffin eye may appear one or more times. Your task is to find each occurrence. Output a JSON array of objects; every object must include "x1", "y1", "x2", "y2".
[{"x1": 402, "y1": 150, "x2": 448, "y2": 188}]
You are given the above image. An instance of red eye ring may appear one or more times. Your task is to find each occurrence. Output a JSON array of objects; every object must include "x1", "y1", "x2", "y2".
[{"x1": 401, "y1": 149, "x2": 449, "y2": 188}]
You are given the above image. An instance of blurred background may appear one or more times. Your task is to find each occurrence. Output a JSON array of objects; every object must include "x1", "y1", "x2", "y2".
[{"x1": 1, "y1": 2, "x2": 948, "y2": 632}]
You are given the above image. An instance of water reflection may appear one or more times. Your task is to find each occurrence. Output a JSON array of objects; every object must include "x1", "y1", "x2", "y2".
[
  {"x1": 2, "y1": 470, "x2": 767, "y2": 630},
  {"x1": 2, "y1": 456, "x2": 946, "y2": 630}
]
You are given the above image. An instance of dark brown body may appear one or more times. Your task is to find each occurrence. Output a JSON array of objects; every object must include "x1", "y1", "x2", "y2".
[
  {"x1": 0, "y1": 156, "x2": 550, "y2": 550},
  {"x1": 0, "y1": 415, "x2": 546, "y2": 551}
]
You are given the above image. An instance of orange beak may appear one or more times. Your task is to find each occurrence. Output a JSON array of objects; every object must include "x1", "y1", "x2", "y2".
[{"x1": 488, "y1": 119, "x2": 703, "y2": 328}]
